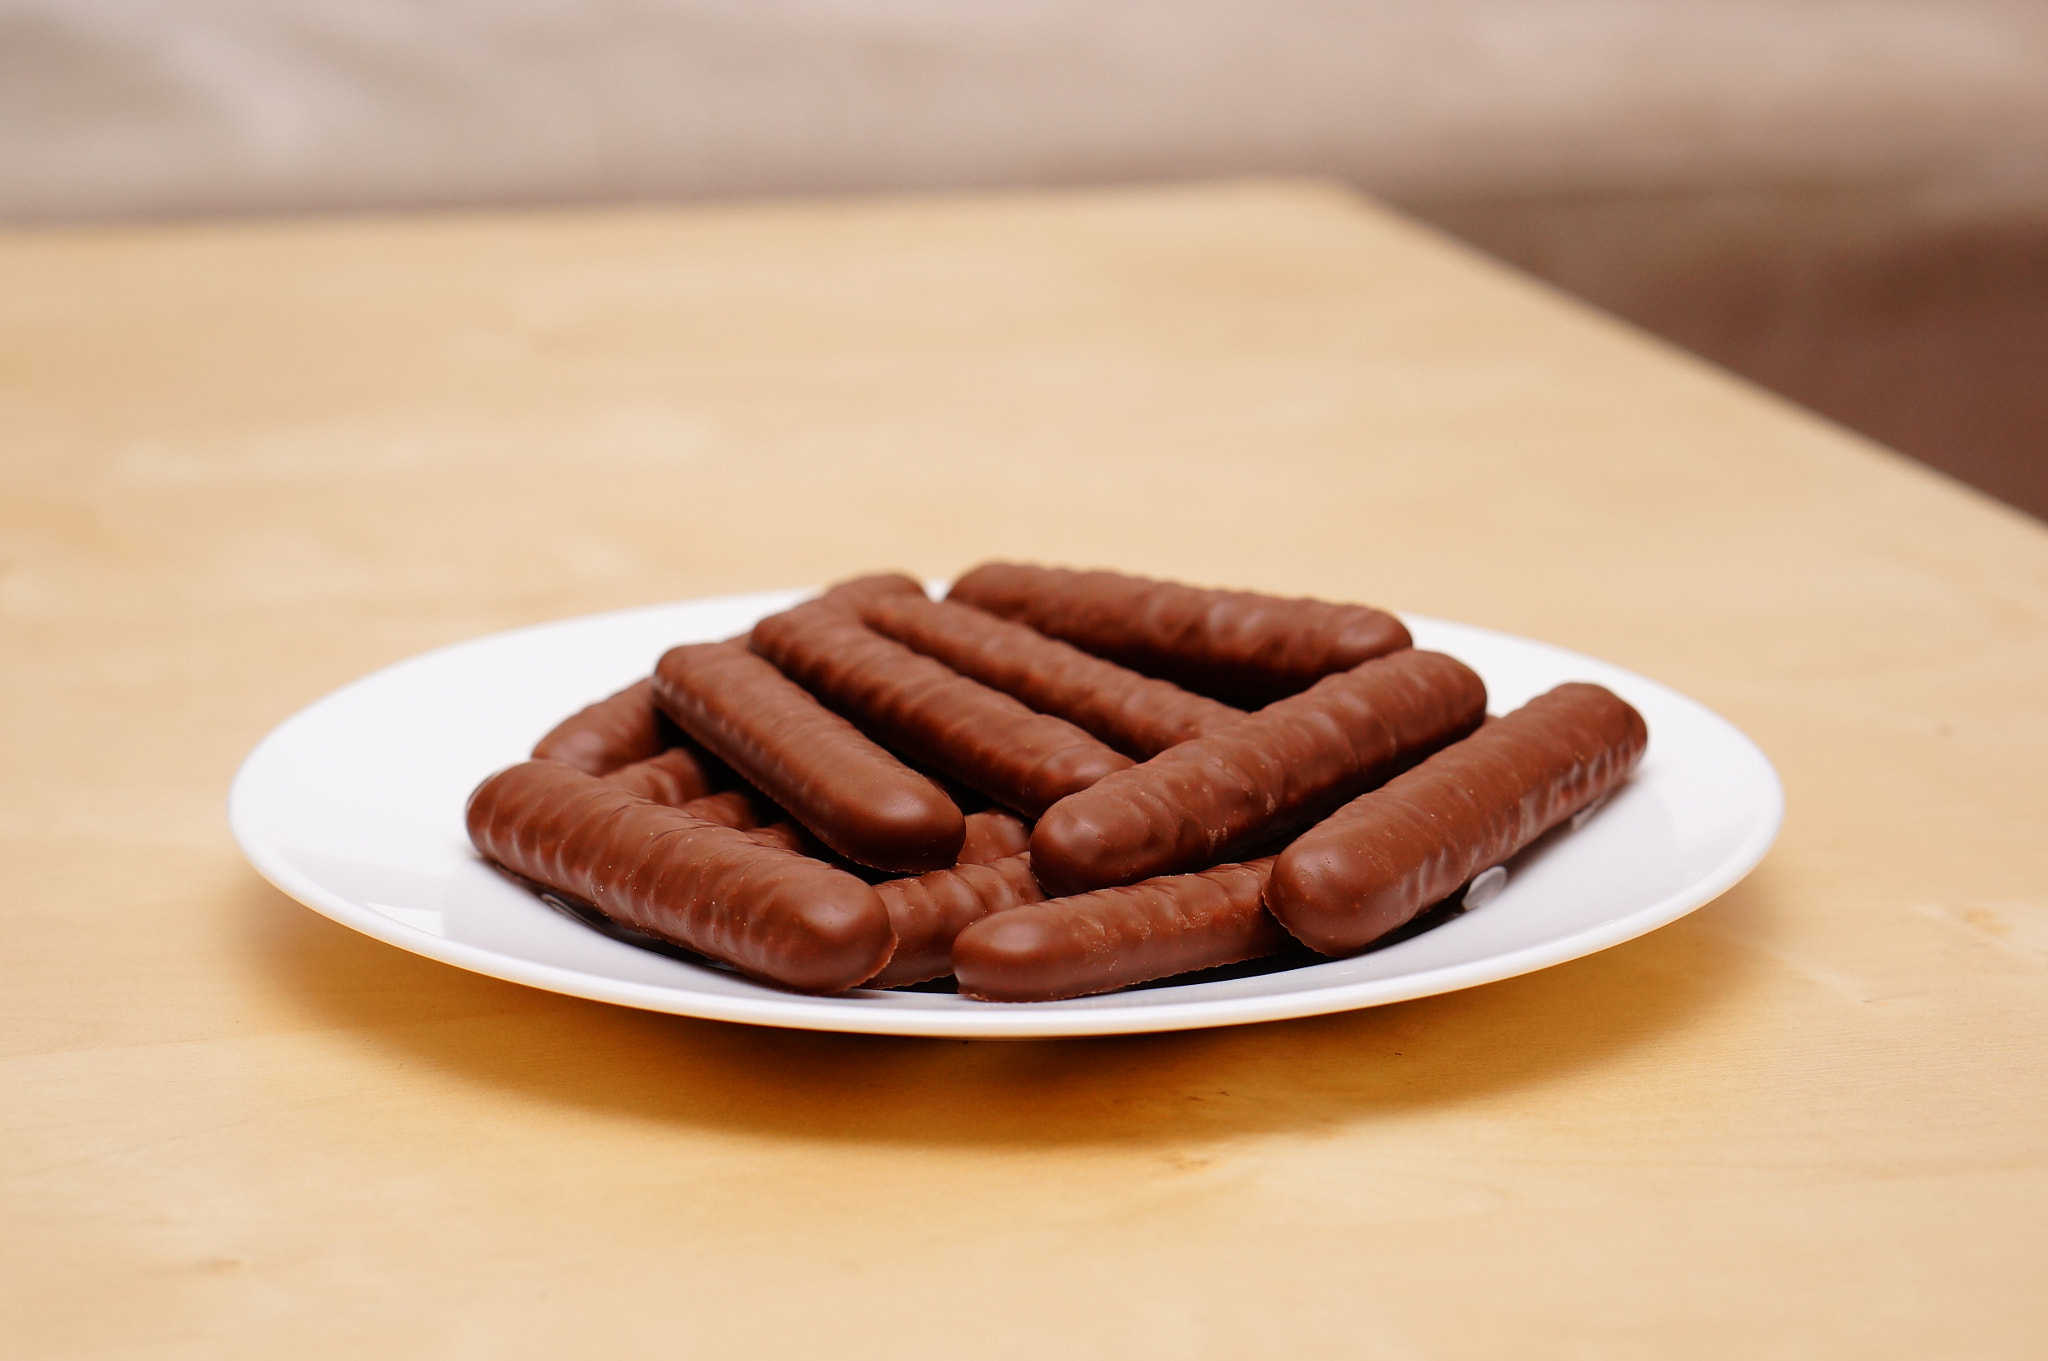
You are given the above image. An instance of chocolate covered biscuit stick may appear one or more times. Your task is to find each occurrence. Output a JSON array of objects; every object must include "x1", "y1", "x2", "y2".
[
  {"x1": 958, "y1": 809, "x2": 1031, "y2": 866},
  {"x1": 751, "y1": 599, "x2": 1133, "y2": 817},
  {"x1": 868, "y1": 854, "x2": 1047, "y2": 989},
  {"x1": 652, "y1": 641, "x2": 965, "y2": 872},
  {"x1": 948, "y1": 562, "x2": 1411, "y2": 704},
  {"x1": 531, "y1": 677, "x2": 678, "y2": 775},
  {"x1": 467, "y1": 760, "x2": 896, "y2": 993},
  {"x1": 602, "y1": 744, "x2": 728, "y2": 805},
  {"x1": 1266, "y1": 682, "x2": 1647, "y2": 955},
  {"x1": 953, "y1": 857, "x2": 1288, "y2": 1002},
  {"x1": 860, "y1": 591, "x2": 1243, "y2": 757},
  {"x1": 816, "y1": 571, "x2": 929, "y2": 611},
  {"x1": 1030, "y1": 649, "x2": 1486, "y2": 895}
]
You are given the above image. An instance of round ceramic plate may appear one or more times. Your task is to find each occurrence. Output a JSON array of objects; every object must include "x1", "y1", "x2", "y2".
[{"x1": 230, "y1": 588, "x2": 1782, "y2": 1038}]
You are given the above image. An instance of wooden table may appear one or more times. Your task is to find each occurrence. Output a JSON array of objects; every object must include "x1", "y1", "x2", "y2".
[{"x1": 6, "y1": 182, "x2": 2044, "y2": 1358}]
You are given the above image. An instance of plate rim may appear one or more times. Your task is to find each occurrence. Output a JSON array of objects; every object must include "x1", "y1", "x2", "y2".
[{"x1": 229, "y1": 594, "x2": 1784, "y2": 1039}]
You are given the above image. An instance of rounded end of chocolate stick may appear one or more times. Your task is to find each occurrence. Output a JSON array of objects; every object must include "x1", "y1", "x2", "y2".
[
  {"x1": 817, "y1": 572, "x2": 930, "y2": 612},
  {"x1": 1263, "y1": 838, "x2": 1417, "y2": 956},
  {"x1": 952, "y1": 908, "x2": 1090, "y2": 1002},
  {"x1": 821, "y1": 781, "x2": 968, "y2": 873},
  {"x1": 463, "y1": 764, "x2": 511, "y2": 851},
  {"x1": 958, "y1": 810, "x2": 1031, "y2": 865},
  {"x1": 1337, "y1": 609, "x2": 1414, "y2": 666},
  {"x1": 764, "y1": 889, "x2": 900, "y2": 994},
  {"x1": 1026, "y1": 803, "x2": 1139, "y2": 897},
  {"x1": 1019, "y1": 740, "x2": 1137, "y2": 815},
  {"x1": 528, "y1": 727, "x2": 613, "y2": 775}
]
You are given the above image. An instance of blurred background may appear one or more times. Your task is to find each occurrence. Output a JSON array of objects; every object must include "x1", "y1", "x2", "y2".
[{"x1": 5, "y1": 0, "x2": 2043, "y2": 519}]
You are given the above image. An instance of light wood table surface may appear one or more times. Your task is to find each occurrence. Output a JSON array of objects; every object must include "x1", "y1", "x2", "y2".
[{"x1": 5, "y1": 181, "x2": 2045, "y2": 1359}]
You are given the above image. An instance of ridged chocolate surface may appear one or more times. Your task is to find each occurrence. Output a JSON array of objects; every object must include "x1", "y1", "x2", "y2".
[
  {"x1": 751, "y1": 599, "x2": 1134, "y2": 817},
  {"x1": 862, "y1": 592, "x2": 1244, "y2": 757},
  {"x1": 465, "y1": 760, "x2": 896, "y2": 993},
  {"x1": 676, "y1": 788, "x2": 816, "y2": 856},
  {"x1": 948, "y1": 562, "x2": 1412, "y2": 704},
  {"x1": 1030, "y1": 649, "x2": 1487, "y2": 895},
  {"x1": 601, "y1": 744, "x2": 727, "y2": 806},
  {"x1": 952, "y1": 857, "x2": 1287, "y2": 1002},
  {"x1": 530, "y1": 677, "x2": 676, "y2": 775},
  {"x1": 671, "y1": 788, "x2": 775, "y2": 830},
  {"x1": 651, "y1": 640, "x2": 964, "y2": 872},
  {"x1": 1267, "y1": 682, "x2": 1649, "y2": 955},
  {"x1": 868, "y1": 853, "x2": 1046, "y2": 988},
  {"x1": 744, "y1": 823, "x2": 812, "y2": 855}
]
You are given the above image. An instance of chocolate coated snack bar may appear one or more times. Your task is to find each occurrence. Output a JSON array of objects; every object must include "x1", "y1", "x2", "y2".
[
  {"x1": 626, "y1": 772, "x2": 812, "y2": 850},
  {"x1": 602, "y1": 744, "x2": 728, "y2": 806},
  {"x1": 1030, "y1": 649, "x2": 1486, "y2": 895},
  {"x1": 679, "y1": 791, "x2": 819, "y2": 857},
  {"x1": 959, "y1": 809, "x2": 1031, "y2": 865},
  {"x1": 744, "y1": 823, "x2": 813, "y2": 854},
  {"x1": 1267, "y1": 682, "x2": 1648, "y2": 955},
  {"x1": 531, "y1": 677, "x2": 678, "y2": 775},
  {"x1": 671, "y1": 788, "x2": 776, "y2": 830},
  {"x1": 868, "y1": 854, "x2": 1047, "y2": 989},
  {"x1": 948, "y1": 562, "x2": 1412, "y2": 704},
  {"x1": 817, "y1": 571, "x2": 929, "y2": 610},
  {"x1": 860, "y1": 592, "x2": 1243, "y2": 758},
  {"x1": 467, "y1": 760, "x2": 896, "y2": 993},
  {"x1": 652, "y1": 640, "x2": 965, "y2": 872},
  {"x1": 952, "y1": 857, "x2": 1288, "y2": 1002},
  {"x1": 751, "y1": 600, "x2": 1134, "y2": 817}
]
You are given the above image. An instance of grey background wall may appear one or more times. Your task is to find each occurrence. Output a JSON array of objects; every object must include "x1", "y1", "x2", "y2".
[{"x1": 7, "y1": 0, "x2": 2044, "y2": 516}]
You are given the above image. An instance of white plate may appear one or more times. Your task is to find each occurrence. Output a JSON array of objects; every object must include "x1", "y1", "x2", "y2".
[{"x1": 230, "y1": 589, "x2": 1782, "y2": 1038}]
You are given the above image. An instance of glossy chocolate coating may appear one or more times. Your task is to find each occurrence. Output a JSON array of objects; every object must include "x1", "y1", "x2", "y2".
[
  {"x1": 652, "y1": 640, "x2": 965, "y2": 872},
  {"x1": 642, "y1": 778, "x2": 813, "y2": 851},
  {"x1": 953, "y1": 857, "x2": 1287, "y2": 1002},
  {"x1": 948, "y1": 562, "x2": 1412, "y2": 705},
  {"x1": 751, "y1": 599, "x2": 1134, "y2": 817},
  {"x1": 679, "y1": 789, "x2": 818, "y2": 856},
  {"x1": 1267, "y1": 682, "x2": 1648, "y2": 955},
  {"x1": 745, "y1": 822, "x2": 814, "y2": 855},
  {"x1": 466, "y1": 760, "x2": 896, "y2": 993},
  {"x1": 868, "y1": 853, "x2": 1046, "y2": 988},
  {"x1": 602, "y1": 743, "x2": 728, "y2": 806},
  {"x1": 1029, "y1": 649, "x2": 1487, "y2": 895},
  {"x1": 671, "y1": 787, "x2": 776, "y2": 830},
  {"x1": 861, "y1": 592, "x2": 1244, "y2": 758},
  {"x1": 531, "y1": 677, "x2": 678, "y2": 775},
  {"x1": 959, "y1": 809, "x2": 1032, "y2": 865}
]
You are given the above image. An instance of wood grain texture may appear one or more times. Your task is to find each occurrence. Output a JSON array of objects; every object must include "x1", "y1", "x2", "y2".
[{"x1": 3, "y1": 181, "x2": 2044, "y2": 1359}]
